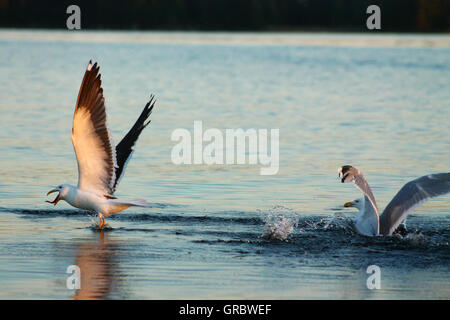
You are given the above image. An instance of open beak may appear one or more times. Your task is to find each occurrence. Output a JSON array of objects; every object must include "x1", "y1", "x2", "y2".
[
  {"x1": 46, "y1": 189, "x2": 61, "y2": 206},
  {"x1": 344, "y1": 201, "x2": 353, "y2": 208}
]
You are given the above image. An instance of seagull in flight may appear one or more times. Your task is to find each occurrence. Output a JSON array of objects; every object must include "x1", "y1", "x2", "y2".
[
  {"x1": 338, "y1": 165, "x2": 450, "y2": 236},
  {"x1": 46, "y1": 61, "x2": 155, "y2": 228}
]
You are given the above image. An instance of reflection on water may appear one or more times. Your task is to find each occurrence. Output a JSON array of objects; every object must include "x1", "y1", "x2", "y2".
[
  {"x1": 0, "y1": 30, "x2": 449, "y2": 299},
  {"x1": 72, "y1": 232, "x2": 117, "y2": 300}
]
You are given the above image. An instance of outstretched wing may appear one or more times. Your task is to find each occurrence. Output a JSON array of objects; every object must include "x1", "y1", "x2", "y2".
[
  {"x1": 338, "y1": 165, "x2": 379, "y2": 215},
  {"x1": 380, "y1": 173, "x2": 450, "y2": 235},
  {"x1": 112, "y1": 96, "x2": 155, "y2": 192},
  {"x1": 72, "y1": 61, "x2": 116, "y2": 196}
]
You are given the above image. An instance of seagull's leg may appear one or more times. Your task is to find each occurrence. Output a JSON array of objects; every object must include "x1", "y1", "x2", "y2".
[{"x1": 98, "y1": 213, "x2": 105, "y2": 229}]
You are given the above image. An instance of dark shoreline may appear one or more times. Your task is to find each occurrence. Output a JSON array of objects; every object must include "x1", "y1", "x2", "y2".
[{"x1": 1, "y1": 0, "x2": 449, "y2": 33}]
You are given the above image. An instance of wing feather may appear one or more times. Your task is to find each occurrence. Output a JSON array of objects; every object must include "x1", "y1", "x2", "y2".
[
  {"x1": 380, "y1": 173, "x2": 450, "y2": 235},
  {"x1": 72, "y1": 61, "x2": 116, "y2": 195},
  {"x1": 338, "y1": 165, "x2": 380, "y2": 234},
  {"x1": 113, "y1": 95, "x2": 155, "y2": 192},
  {"x1": 338, "y1": 165, "x2": 379, "y2": 214}
]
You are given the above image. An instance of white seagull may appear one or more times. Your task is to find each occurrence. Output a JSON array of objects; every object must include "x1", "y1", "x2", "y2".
[
  {"x1": 338, "y1": 165, "x2": 450, "y2": 236},
  {"x1": 46, "y1": 61, "x2": 155, "y2": 228}
]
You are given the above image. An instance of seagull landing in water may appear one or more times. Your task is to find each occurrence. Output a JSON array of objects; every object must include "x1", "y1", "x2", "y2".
[
  {"x1": 46, "y1": 61, "x2": 155, "y2": 228},
  {"x1": 338, "y1": 165, "x2": 450, "y2": 236}
]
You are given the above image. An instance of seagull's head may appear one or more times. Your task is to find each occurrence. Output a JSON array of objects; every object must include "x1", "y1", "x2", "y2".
[
  {"x1": 46, "y1": 184, "x2": 70, "y2": 206},
  {"x1": 344, "y1": 197, "x2": 364, "y2": 211}
]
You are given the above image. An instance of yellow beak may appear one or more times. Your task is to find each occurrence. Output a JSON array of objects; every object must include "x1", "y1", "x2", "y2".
[
  {"x1": 344, "y1": 201, "x2": 353, "y2": 207},
  {"x1": 46, "y1": 189, "x2": 61, "y2": 206}
]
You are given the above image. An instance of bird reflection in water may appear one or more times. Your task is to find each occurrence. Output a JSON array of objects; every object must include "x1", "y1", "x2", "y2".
[{"x1": 71, "y1": 231, "x2": 119, "y2": 300}]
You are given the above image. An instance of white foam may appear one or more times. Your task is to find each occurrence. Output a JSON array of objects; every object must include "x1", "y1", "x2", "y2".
[{"x1": 261, "y1": 206, "x2": 299, "y2": 241}]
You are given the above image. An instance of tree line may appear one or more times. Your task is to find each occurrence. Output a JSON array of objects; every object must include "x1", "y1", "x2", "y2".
[{"x1": 0, "y1": 0, "x2": 448, "y2": 32}]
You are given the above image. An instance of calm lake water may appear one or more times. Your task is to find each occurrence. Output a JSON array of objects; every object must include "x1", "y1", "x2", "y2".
[{"x1": 0, "y1": 30, "x2": 449, "y2": 299}]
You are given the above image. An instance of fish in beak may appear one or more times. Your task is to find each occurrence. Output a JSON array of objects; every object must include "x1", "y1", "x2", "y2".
[
  {"x1": 344, "y1": 201, "x2": 353, "y2": 208},
  {"x1": 46, "y1": 189, "x2": 61, "y2": 206}
]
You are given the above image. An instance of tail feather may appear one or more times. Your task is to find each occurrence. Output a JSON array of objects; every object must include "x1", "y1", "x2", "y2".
[
  {"x1": 126, "y1": 199, "x2": 151, "y2": 207},
  {"x1": 105, "y1": 198, "x2": 151, "y2": 216},
  {"x1": 110, "y1": 198, "x2": 151, "y2": 207}
]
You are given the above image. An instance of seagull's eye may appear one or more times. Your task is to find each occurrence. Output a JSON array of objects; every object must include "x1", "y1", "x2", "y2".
[{"x1": 58, "y1": 185, "x2": 62, "y2": 189}]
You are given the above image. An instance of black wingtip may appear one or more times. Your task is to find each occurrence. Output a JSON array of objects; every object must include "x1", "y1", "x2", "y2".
[
  {"x1": 113, "y1": 93, "x2": 157, "y2": 191},
  {"x1": 142, "y1": 94, "x2": 156, "y2": 123},
  {"x1": 341, "y1": 165, "x2": 353, "y2": 173},
  {"x1": 338, "y1": 165, "x2": 354, "y2": 182},
  {"x1": 146, "y1": 94, "x2": 156, "y2": 109},
  {"x1": 143, "y1": 119, "x2": 152, "y2": 128},
  {"x1": 87, "y1": 60, "x2": 101, "y2": 75}
]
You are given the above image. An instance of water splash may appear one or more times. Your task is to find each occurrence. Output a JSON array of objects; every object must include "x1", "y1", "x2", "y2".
[
  {"x1": 298, "y1": 213, "x2": 355, "y2": 234},
  {"x1": 87, "y1": 213, "x2": 111, "y2": 230},
  {"x1": 397, "y1": 231, "x2": 427, "y2": 244},
  {"x1": 260, "y1": 206, "x2": 299, "y2": 241},
  {"x1": 322, "y1": 213, "x2": 355, "y2": 232},
  {"x1": 88, "y1": 213, "x2": 98, "y2": 225}
]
